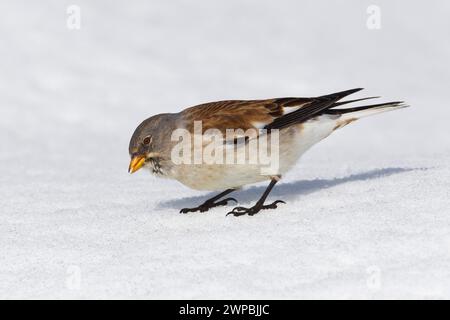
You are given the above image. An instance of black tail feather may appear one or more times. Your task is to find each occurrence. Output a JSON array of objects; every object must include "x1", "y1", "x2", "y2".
[
  {"x1": 315, "y1": 88, "x2": 363, "y2": 102},
  {"x1": 265, "y1": 88, "x2": 363, "y2": 130},
  {"x1": 332, "y1": 96, "x2": 380, "y2": 108},
  {"x1": 325, "y1": 101, "x2": 405, "y2": 115}
]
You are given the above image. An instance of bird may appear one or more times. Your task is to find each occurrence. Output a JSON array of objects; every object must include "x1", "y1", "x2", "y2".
[{"x1": 128, "y1": 88, "x2": 407, "y2": 216}]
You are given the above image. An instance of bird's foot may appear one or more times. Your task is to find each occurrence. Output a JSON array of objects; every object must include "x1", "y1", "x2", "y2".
[
  {"x1": 226, "y1": 200, "x2": 285, "y2": 217},
  {"x1": 180, "y1": 197, "x2": 237, "y2": 214}
]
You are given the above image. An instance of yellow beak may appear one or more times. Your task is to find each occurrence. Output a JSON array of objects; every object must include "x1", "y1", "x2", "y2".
[{"x1": 128, "y1": 155, "x2": 146, "y2": 174}]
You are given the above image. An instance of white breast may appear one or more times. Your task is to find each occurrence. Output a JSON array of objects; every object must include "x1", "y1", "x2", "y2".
[{"x1": 169, "y1": 115, "x2": 340, "y2": 190}]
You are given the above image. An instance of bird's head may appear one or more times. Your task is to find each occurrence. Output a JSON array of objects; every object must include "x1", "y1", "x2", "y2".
[{"x1": 128, "y1": 115, "x2": 166, "y2": 174}]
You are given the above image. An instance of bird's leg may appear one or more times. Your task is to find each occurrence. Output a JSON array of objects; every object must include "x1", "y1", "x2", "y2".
[
  {"x1": 227, "y1": 178, "x2": 285, "y2": 217},
  {"x1": 180, "y1": 189, "x2": 237, "y2": 213}
]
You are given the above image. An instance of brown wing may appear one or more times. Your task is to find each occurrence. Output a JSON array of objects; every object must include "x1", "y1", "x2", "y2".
[
  {"x1": 181, "y1": 98, "x2": 310, "y2": 133},
  {"x1": 180, "y1": 88, "x2": 365, "y2": 134}
]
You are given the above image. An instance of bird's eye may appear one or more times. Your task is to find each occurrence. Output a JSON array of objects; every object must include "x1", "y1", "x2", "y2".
[{"x1": 143, "y1": 136, "x2": 152, "y2": 145}]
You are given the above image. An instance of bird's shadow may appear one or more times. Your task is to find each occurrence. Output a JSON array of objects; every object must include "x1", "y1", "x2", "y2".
[{"x1": 156, "y1": 167, "x2": 424, "y2": 209}]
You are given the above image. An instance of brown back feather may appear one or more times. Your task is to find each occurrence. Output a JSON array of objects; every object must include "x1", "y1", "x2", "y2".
[
  {"x1": 180, "y1": 88, "x2": 363, "y2": 134},
  {"x1": 181, "y1": 98, "x2": 310, "y2": 133}
]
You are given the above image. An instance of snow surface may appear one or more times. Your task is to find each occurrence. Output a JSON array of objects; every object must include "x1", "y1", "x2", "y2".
[{"x1": 1, "y1": 0, "x2": 450, "y2": 299}]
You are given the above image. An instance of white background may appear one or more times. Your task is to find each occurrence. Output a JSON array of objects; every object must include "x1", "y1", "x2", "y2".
[{"x1": 1, "y1": 0, "x2": 449, "y2": 298}]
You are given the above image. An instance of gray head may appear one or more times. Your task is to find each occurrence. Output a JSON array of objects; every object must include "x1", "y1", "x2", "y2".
[{"x1": 128, "y1": 113, "x2": 173, "y2": 174}]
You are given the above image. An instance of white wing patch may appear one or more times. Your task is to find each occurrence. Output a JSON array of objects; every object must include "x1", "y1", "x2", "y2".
[
  {"x1": 251, "y1": 121, "x2": 270, "y2": 129},
  {"x1": 251, "y1": 102, "x2": 309, "y2": 129},
  {"x1": 281, "y1": 103, "x2": 309, "y2": 115}
]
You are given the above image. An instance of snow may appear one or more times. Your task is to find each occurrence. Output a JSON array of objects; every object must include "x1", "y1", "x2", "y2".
[{"x1": 1, "y1": 0, "x2": 450, "y2": 299}]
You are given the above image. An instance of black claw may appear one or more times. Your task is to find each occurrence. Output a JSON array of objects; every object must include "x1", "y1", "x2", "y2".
[
  {"x1": 226, "y1": 210, "x2": 247, "y2": 217},
  {"x1": 226, "y1": 206, "x2": 251, "y2": 217},
  {"x1": 262, "y1": 200, "x2": 286, "y2": 210},
  {"x1": 226, "y1": 199, "x2": 286, "y2": 216},
  {"x1": 214, "y1": 197, "x2": 238, "y2": 207},
  {"x1": 180, "y1": 197, "x2": 239, "y2": 214},
  {"x1": 223, "y1": 197, "x2": 238, "y2": 204}
]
